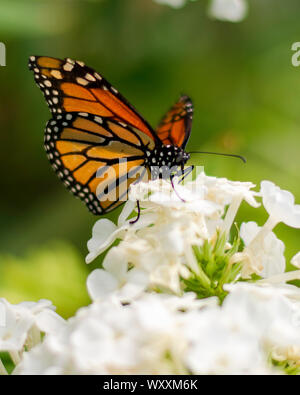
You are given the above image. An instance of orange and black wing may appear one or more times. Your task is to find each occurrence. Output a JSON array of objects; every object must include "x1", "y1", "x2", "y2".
[
  {"x1": 156, "y1": 95, "x2": 193, "y2": 149},
  {"x1": 44, "y1": 112, "x2": 151, "y2": 215},
  {"x1": 28, "y1": 56, "x2": 157, "y2": 214},
  {"x1": 28, "y1": 56, "x2": 159, "y2": 143}
]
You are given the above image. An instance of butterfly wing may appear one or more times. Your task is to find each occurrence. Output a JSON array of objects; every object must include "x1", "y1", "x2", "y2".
[
  {"x1": 28, "y1": 56, "x2": 159, "y2": 143},
  {"x1": 155, "y1": 95, "x2": 193, "y2": 149},
  {"x1": 44, "y1": 112, "x2": 151, "y2": 214},
  {"x1": 28, "y1": 56, "x2": 156, "y2": 214}
]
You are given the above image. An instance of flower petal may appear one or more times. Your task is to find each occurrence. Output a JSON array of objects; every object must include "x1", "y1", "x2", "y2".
[{"x1": 87, "y1": 269, "x2": 118, "y2": 301}]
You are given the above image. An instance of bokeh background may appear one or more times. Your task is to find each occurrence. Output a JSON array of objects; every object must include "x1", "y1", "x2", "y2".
[{"x1": 0, "y1": 0, "x2": 299, "y2": 318}]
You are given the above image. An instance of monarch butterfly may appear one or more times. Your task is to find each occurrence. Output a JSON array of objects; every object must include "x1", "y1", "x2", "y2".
[{"x1": 28, "y1": 56, "x2": 244, "y2": 218}]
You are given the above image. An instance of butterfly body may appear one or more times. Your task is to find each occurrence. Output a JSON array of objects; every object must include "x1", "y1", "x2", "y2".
[
  {"x1": 29, "y1": 56, "x2": 193, "y2": 215},
  {"x1": 145, "y1": 144, "x2": 190, "y2": 173}
]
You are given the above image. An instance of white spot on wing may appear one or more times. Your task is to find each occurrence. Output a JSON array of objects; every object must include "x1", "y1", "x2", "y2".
[
  {"x1": 63, "y1": 63, "x2": 74, "y2": 72},
  {"x1": 76, "y1": 77, "x2": 89, "y2": 86},
  {"x1": 85, "y1": 73, "x2": 96, "y2": 82}
]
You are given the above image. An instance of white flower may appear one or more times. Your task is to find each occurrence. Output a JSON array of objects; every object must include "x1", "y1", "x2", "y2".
[
  {"x1": 86, "y1": 218, "x2": 120, "y2": 263},
  {"x1": 185, "y1": 309, "x2": 269, "y2": 374},
  {"x1": 14, "y1": 281, "x2": 300, "y2": 375},
  {"x1": 34, "y1": 309, "x2": 66, "y2": 337},
  {"x1": 13, "y1": 344, "x2": 65, "y2": 375},
  {"x1": 0, "y1": 299, "x2": 58, "y2": 354},
  {"x1": 291, "y1": 252, "x2": 300, "y2": 269},
  {"x1": 192, "y1": 172, "x2": 259, "y2": 233},
  {"x1": 224, "y1": 282, "x2": 300, "y2": 366},
  {"x1": 16, "y1": 294, "x2": 193, "y2": 375},
  {"x1": 153, "y1": 0, "x2": 188, "y2": 8},
  {"x1": 261, "y1": 181, "x2": 300, "y2": 229},
  {"x1": 192, "y1": 172, "x2": 259, "y2": 208},
  {"x1": 14, "y1": 292, "x2": 272, "y2": 375},
  {"x1": 184, "y1": 283, "x2": 299, "y2": 374},
  {"x1": 258, "y1": 271, "x2": 300, "y2": 287},
  {"x1": 154, "y1": 0, "x2": 249, "y2": 22},
  {"x1": 0, "y1": 299, "x2": 33, "y2": 353},
  {"x1": 208, "y1": 0, "x2": 248, "y2": 23},
  {"x1": 139, "y1": 292, "x2": 219, "y2": 312},
  {"x1": 86, "y1": 201, "x2": 156, "y2": 264},
  {"x1": 131, "y1": 177, "x2": 221, "y2": 215},
  {"x1": 4, "y1": 173, "x2": 300, "y2": 375},
  {"x1": 19, "y1": 300, "x2": 63, "y2": 351},
  {"x1": 230, "y1": 181, "x2": 300, "y2": 279},
  {"x1": 0, "y1": 297, "x2": 63, "y2": 373},
  {"x1": 87, "y1": 257, "x2": 149, "y2": 303},
  {"x1": 235, "y1": 221, "x2": 286, "y2": 278},
  {"x1": 17, "y1": 293, "x2": 204, "y2": 375},
  {"x1": 86, "y1": 178, "x2": 226, "y2": 294},
  {"x1": 107, "y1": 234, "x2": 190, "y2": 294},
  {"x1": 86, "y1": 176, "x2": 263, "y2": 294}
]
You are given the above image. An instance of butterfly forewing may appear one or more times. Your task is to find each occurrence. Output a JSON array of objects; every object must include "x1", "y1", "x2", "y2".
[
  {"x1": 156, "y1": 95, "x2": 193, "y2": 149},
  {"x1": 28, "y1": 56, "x2": 159, "y2": 143}
]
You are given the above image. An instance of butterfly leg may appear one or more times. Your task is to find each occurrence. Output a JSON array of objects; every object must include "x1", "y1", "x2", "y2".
[
  {"x1": 178, "y1": 165, "x2": 194, "y2": 184},
  {"x1": 170, "y1": 174, "x2": 186, "y2": 202},
  {"x1": 129, "y1": 200, "x2": 141, "y2": 225},
  {"x1": 170, "y1": 165, "x2": 194, "y2": 201}
]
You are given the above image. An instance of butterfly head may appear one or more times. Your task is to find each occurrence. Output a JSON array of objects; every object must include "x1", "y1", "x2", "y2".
[
  {"x1": 175, "y1": 148, "x2": 190, "y2": 167},
  {"x1": 147, "y1": 144, "x2": 190, "y2": 181},
  {"x1": 147, "y1": 144, "x2": 190, "y2": 168}
]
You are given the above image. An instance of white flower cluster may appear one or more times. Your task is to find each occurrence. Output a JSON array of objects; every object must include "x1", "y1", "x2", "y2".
[
  {"x1": 153, "y1": 0, "x2": 248, "y2": 23},
  {"x1": 14, "y1": 282, "x2": 300, "y2": 374},
  {"x1": 153, "y1": 0, "x2": 190, "y2": 8},
  {"x1": 1, "y1": 173, "x2": 300, "y2": 374},
  {"x1": 0, "y1": 299, "x2": 63, "y2": 375},
  {"x1": 85, "y1": 174, "x2": 300, "y2": 297}
]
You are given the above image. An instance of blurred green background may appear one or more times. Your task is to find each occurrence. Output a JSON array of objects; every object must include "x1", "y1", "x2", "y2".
[{"x1": 0, "y1": 0, "x2": 299, "y2": 317}]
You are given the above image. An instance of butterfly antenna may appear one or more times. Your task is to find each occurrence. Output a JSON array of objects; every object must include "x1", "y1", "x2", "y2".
[{"x1": 189, "y1": 151, "x2": 246, "y2": 163}]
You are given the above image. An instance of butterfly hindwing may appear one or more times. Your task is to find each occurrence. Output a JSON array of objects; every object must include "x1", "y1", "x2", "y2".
[
  {"x1": 156, "y1": 95, "x2": 193, "y2": 149},
  {"x1": 44, "y1": 112, "x2": 149, "y2": 215}
]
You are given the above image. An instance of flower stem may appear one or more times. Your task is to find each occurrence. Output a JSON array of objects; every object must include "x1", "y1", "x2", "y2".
[
  {"x1": 218, "y1": 260, "x2": 233, "y2": 289},
  {"x1": 222, "y1": 196, "x2": 243, "y2": 234},
  {"x1": 9, "y1": 351, "x2": 21, "y2": 366},
  {"x1": 258, "y1": 270, "x2": 300, "y2": 284},
  {"x1": 196, "y1": 265, "x2": 212, "y2": 290},
  {"x1": 248, "y1": 216, "x2": 278, "y2": 250},
  {"x1": 0, "y1": 358, "x2": 8, "y2": 375},
  {"x1": 26, "y1": 326, "x2": 41, "y2": 350}
]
